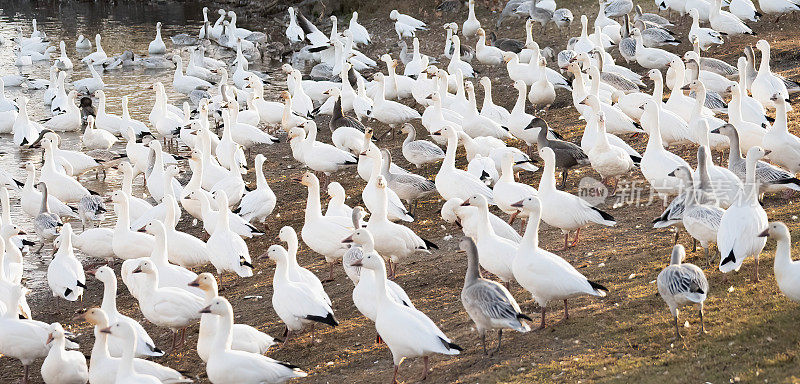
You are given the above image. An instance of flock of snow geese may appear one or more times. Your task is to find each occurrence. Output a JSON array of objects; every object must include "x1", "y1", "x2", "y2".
[{"x1": 1, "y1": 0, "x2": 800, "y2": 382}]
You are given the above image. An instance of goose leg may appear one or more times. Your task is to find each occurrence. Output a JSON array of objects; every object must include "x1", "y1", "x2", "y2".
[
  {"x1": 491, "y1": 329, "x2": 503, "y2": 356},
  {"x1": 570, "y1": 228, "x2": 581, "y2": 247},
  {"x1": 699, "y1": 306, "x2": 707, "y2": 334},
  {"x1": 322, "y1": 262, "x2": 335, "y2": 283},
  {"x1": 692, "y1": 238, "x2": 697, "y2": 253},
  {"x1": 536, "y1": 307, "x2": 547, "y2": 330},
  {"x1": 171, "y1": 330, "x2": 178, "y2": 352},
  {"x1": 753, "y1": 256, "x2": 760, "y2": 282},
  {"x1": 421, "y1": 356, "x2": 430, "y2": 380},
  {"x1": 674, "y1": 229, "x2": 679, "y2": 245},
  {"x1": 22, "y1": 365, "x2": 29, "y2": 384},
  {"x1": 507, "y1": 210, "x2": 519, "y2": 225},
  {"x1": 673, "y1": 315, "x2": 682, "y2": 339},
  {"x1": 392, "y1": 365, "x2": 400, "y2": 384},
  {"x1": 562, "y1": 233, "x2": 570, "y2": 251},
  {"x1": 563, "y1": 299, "x2": 569, "y2": 319},
  {"x1": 480, "y1": 332, "x2": 487, "y2": 355},
  {"x1": 280, "y1": 330, "x2": 293, "y2": 349}
]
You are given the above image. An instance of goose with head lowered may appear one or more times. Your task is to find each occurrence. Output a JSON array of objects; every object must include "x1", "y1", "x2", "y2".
[
  {"x1": 265, "y1": 245, "x2": 338, "y2": 346},
  {"x1": 512, "y1": 196, "x2": 609, "y2": 329},
  {"x1": 365, "y1": 175, "x2": 436, "y2": 279},
  {"x1": 200, "y1": 296, "x2": 308, "y2": 383},
  {"x1": 538, "y1": 147, "x2": 616, "y2": 250},
  {"x1": 459, "y1": 237, "x2": 530, "y2": 356},
  {"x1": 432, "y1": 125, "x2": 494, "y2": 203},
  {"x1": 297, "y1": 172, "x2": 353, "y2": 282},
  {"x1": 348, "y1": 230, "x2": 461, "y2": 383},
  {"x1": 189, "y1": 273, "x2": 276, "y2": 362}
]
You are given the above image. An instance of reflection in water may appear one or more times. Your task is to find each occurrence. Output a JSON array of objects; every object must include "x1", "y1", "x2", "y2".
[{"x1": 0, "y1": 1, "x2": 280, "y2": 289}]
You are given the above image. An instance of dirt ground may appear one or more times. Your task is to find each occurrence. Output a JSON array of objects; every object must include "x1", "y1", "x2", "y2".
[{"x1": 3, "y1": 1, "x2": 800, "y2": 383}]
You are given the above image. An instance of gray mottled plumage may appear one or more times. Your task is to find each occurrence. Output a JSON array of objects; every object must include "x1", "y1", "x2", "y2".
[
  {"x1": 78, "y1": 195, "x2": 107, "y2": 229},
  {"x1": 619, "y1": 16, "x2": 636, "y2": 63},
  {"x1": 535, "y1": 119, "x2": 589, "y2": 186},
  {"x1": 634, "y1": 5, "x2": 673, "y2": 27},
  {"x1": 591, "y1": 51, "x2": 639, "y2": 93},
  {"x1": 343, "y1": 208, "x2": 367, "y2": 284},
  {"x1": 330, "y1": 95, "x2": 365, "y2": 133},
  {"x1": 657, "y1": 245, "x2": 708, "y2": 339},
  {"x1": 381, "y1": 149, "x2": 436, "y2": 204},
  {"x1": 497, "y1": 0, "x2": 527, "y2": 27},
  {"x1": 34, "y1": 182, "x2": 63, "y2": 253},
  {"x1": 460, "y1": 237, "x2": 530, "y2": 355},
  {"x1": 553, "y1": 8, "x2": 574, "y2": 30},
  {"x1": 713, "y1": 124, "x2": 800, "y2": 193},
  {"x1": 490, "y1": 32, "x2": 524, "y2": 54},
  {"x1": 635, "y1": 21, "x2": 679, "y2": 47},
  {"x1": 604, "y1": 0, "x2": 633, "y2": 17},
  {"x1": 401, "y1": 124, "x2": 445, "y2": 168}
]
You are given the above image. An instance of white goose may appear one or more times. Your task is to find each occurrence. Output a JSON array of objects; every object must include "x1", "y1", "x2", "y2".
[
  {"x1": 91, "y1": 266, "x2": 164, "y2": 358},
  {"x1": 512, "y1": 196, "x2": 609, "y2": 329},
  {"x1": 100, "y1": 322, "x2": 166, "y2": 384},
  {"x1": 20, "y1": 162, "x2": 76, "y2": 219},
  {"x1": 0, "y1": 285, "x2": 59, "y2": 384},
  {"x1": 12, "y1": 96, "x2": 42, "y2": 146},
  {"x1": 130, "y1": 260, "x2": 204, "y2": 351},
  {"x1": 82, "y1": 115, "x2": 117, "y2": 151},
  {"x1": 640, "y1": 100, "x2": 691, "y2": 203},
  {"x1": 266, "y1": 245, "x2": 338, "y2": 345},
  {"x1": 148, "y1": 22, "x2": 167, "y2": 54},
  {"x1": 278, "y1": 226, "x2": 331, "y2": 305},
  {"x1": 46, "y1": 223, "x2": 86, "y2": 303},
  {"x1": 236, "y1": 154, "x2": 276, "y2": 228},
  {"x1": 587, "y1": 112, "x2": 635, "y2": 193},
  {"x1": 538, "y1": 147, "x2": 617, "y2": 250},
  {"x1": 288, "y1": 123, "x2": 357, "y2": 183},
  {"x1": 493, "y1": 153, "x2": 538, "y2": 221},
  {"x1": 709, "y1": 0, "x2": 753, "y2": 35},
  {"x1": 40, "y1": 323, "x2": 89, "y2": 384},
  {"x1": 40, "y1": 140, "x2": 90, "y2": 203},
  {"x1": 190, "y1": 273, "x2": 276, "y2": 362},
  {"x1": 751, "y1": 40, "x2": 793, "y2": 111},
  {"x1": 201, "y1": 296, "x2": 308, "y2": 383},
  {"x1": 80, "y1": 34, "x2": 106, "y2": 64},
  {"x1": 441, "y1": 198, "x2": 522, "y2": 243},
  {"x1": 759, "y1": 222, "x2": 800, "y2": 302},
  {"x1": 718, "y1": 147, "x2": 769, "y2": 281},
  {"x1": 325, "y1": 182, "x2": 353, "y2": 218},
  {"x1": 347, "y1": 235, "x2": 461, "y2": 383},
  {"x1": 206, "y1": 191, "x2": 254, "y2": 279},
  {"x1": 297, "y1": 172, "x2": 353, "y2": 282},
  {"x1": 362, "y1": 146, "x2": 413, "y2": 222},
  {"x1": 110, "y1": 191, "x2": 155, "y2": 261},
  {"x1": 461, "y1": 195, "x2": 517, "y2": 284},
  {"x1": 433, "y1": 125, "x2": 494, "y2": 203},
  {"x1": 366, "y1": 176, "x2": 435, "y2": 278},
  {"x1": 43, "y1": 91, "x2": 80, "y2": 132},
  {"x1": 762, "y1": 95, "x2": 800, "y2": 173},
  {"x1": 172, "y1": 56, "x2": 212, "y2": 95}
]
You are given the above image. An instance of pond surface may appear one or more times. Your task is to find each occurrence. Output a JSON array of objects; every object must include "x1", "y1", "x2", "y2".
[{"x1": 0, "y1": 0, "x2": 281, "y2": 289}]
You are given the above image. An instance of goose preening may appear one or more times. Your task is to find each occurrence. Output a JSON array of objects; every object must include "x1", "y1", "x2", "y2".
[{"x1": 657, "y1": 245, "x2": 709, "y2": 340}]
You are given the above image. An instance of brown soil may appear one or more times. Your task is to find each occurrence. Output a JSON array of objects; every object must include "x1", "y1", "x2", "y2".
[{"x1": 4, "y1": 2, "x2": 800, "y2": 384}]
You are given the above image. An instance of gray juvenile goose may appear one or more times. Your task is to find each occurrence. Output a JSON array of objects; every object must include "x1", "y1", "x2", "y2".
[
  {"x1": 657, "y1": 244, "x2": 709, "y2": 340},
  {"x1": 460, "y1": 237, "x2": 531, "y2": 356},
  {"x1": 534, "y1": 118, "x2": 589, "y2": 188}
]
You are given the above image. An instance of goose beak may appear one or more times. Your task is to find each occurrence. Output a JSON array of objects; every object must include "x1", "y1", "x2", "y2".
[
  {"x1": 72, "y1": 312, "x2": 86, "y2": 322},
  {"x1": 667, "y1": 169, "x2": 676, "y2": 177},
  {"x1": 46, "y1": 334, "x2": 54, "y2": 344},
  {"x1": 199, "y1": 305, "x2": 212, "y2": 314},
  {"x1": 758, "y1": 228, "x2": 770, "y2": 237},
  {"x1": 86, "y1": 269, "x2": 97, "y2": 276},
  {"x1": 342, "y1": 235, "x2": 354, "y2": 243},
  {"x1": 460, "y1": 200, "x2": 471, "y2": 206},
  {"x1": 432, "y1": 129, "x2": 442, "y2": 136},
  {"x1": 510, "y1": 200, "x2": 524, "y2": 208},
  {"x1": 137, "y1": 228, "x2": 147, "y2": 233},
  {"x1": 99, "y1": 326, "x2": 112, "y2": 334},
  {"x1": 187, "y1": 278, "x2": 201, "y2": 287},
  {"x1": 710, "y1": 127, "x2": 721, "y2": 134},
  {"x1": 350, "y1": 260, "x2": 362, "y2": 267},
  {"x1": 764, "y1": 149, "x2": 772, "y2": 156},
  {"x1": 18, "y1": 230, "x2": 26, "y2": 235},
  {"x1": 292, "y1": 176, "x2": 303, "y2": 182},
  {"x1": 680, "y1": 84, "x2": 691, "y2": 91},
  {"x1": 131, "y1": 266, "x2": 143, "y2": 274}
]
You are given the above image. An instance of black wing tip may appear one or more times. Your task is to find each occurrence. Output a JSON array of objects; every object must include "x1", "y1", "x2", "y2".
[
  {"x1": 64, "y1": 288, "x2": 72, "y2": 297},
  {"x1": 76, "y1": 280, "x2": 87, "y2": 289},
  {"x1": 13, "y1": 178, "x2": 24, "y2": 188},
  {"x1": 773, "y1": 177, "x2": 800, "y2": 186},
  {"x1": 439, "y1": 336, "x2": 463, "y2": 351},
  {"x1": 721, "y1": 250, "x2": 736, "y2": 266},
  {"x1": 590, "y1": 206, "x2": 615, "y2": 222},
  {"x1": 587, "y1": 280, "x2": 609, "y2": 292},
  {"x1": 21, "y1": 239, "x2": 36, "y2": 246},
  {"x1": 422, "y1": 238, "x2": 438, "y2": 249},
  {"x1": 630, "y1": 155, "x2": 642, "y2": 164},
  {"x1": 231, "y1": 206, "x2": 242, "y2": 214},
  {"x1": 88, "y1": 189, "x2": 100, "y2": 196},
  {"x1": 306, "y1": 312, "x2": 339, "y2": 327},
  {"x1": 277, "y1": 361, "x2": 303, "y2": 370}
]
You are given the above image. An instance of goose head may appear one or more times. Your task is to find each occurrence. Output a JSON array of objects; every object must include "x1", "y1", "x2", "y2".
[
  {"x1": 144, "y1": 219, "x2": 167, "y2": 236},
  {"x1": 666, "y1": 165, "x2": 693, "y2": 181},
  {"x1": 755, "y1": 39, "x2": 769, "y2": 52},
  {"x1": 538, "y1": 146, "x2": 556, "y2": 165},
  {"x1": 1, "y1": 224, "x2": 25, "y2": 239},
  {"x1": 476, "y1": 28, "x2": 486, "y2": 38},
  {"x1": 295, "y1": 171, "x2": 318, "y2": 188},
  {"x1": 188, "y1": 272, "x2": 218, "y2": 293},
  {"x1": 502, "y1": 52, "x2": 517, "y2": 63},
  {"x1": 389, "y1": 10, "x2": 399, "y2": 21},
  {"x1": 431, "y1": 124, "x2": 457, "y2": 139},
  {"x1": 131, "y1": 259, "x2": 156, "y2": 275},
  {"x1": 680, "y1": 79, "x2": 701, "y2": 92},
  {"x1": 99, "y1": 321, "x2": 137, "y2": 343},
  {"x1": 199, "y1": 296, "x2": 231, "y2": 316},
  {"x1": 278, "y1": 225, "x2": 298, "y2": 245},
  {"x1": 326, "y1": 181, "x2": 346, "y2": 201},
  {"x1": 108, "y1": 190, "x2": 127, "y2": 205},
  {"x1": 90, "y1": 265, "x2": 115, "y2": 285},
  {"x1": 360, "y1": 144, "x2": 380, "y2": 159},
  {"x1": 647, "y1": 68, "x2": 662, "y2": 82},
  {"x1": 400, "y1": 123, "x2": 415, "y2": 135},
  {"x1": 78, "y1": 307, "x2": 109, "y2": 328},
  {"x1": 264, "y1": 244, "x2": 289, "y2": 264},
  {"x1": 510, "y1": 195, "x2": 542, "y2": 215},
  {"x1": 769, "y1": 93, "x2": 789, "y2": 104},
  {"x1": 746, "y1": 146, "x2": 770, "y2": 161},
  {"x1": 759, "y1": 221, "x2": 789, "y2": 240},
  {"x1": 46, "y1": 323, "x2": 68, "y2": 346},
  {"x1": 440, "y1": 198, "x2": 465, "y2": 225},
  {"x1": 341, "y1": 228, "x2": 376, "y2": 251},
  {"x1": 460, "y1": 194, "x2": 489, "y2": 209},
  {"x1": 287, "y1": 127, "x2": 305, "y2": 142}
]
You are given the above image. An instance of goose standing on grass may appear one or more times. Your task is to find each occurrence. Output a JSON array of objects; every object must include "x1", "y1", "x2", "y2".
[
  {"x1": 40, "y1": 323, "x2": 89, "y2": 384},
  {"x1": 667, "y1": 166, "x2": 724, "y2": 263},
  {"x1": 297, "y1": 172, "x2": 352, "y2": 282},
  {"x1": 459, "y1": 237, "x2": 530, "y2": 356},
  {"x1": 200, "y1": 297, "x2": 308, "y2": 383},
  {"x1": 759, "y1": 222, "x2": 800, "y2": 302},
  {"x1": 266, "y1": 245, "x2": 338, "y2": 346},
  {"x1": 538, "y1": 147, "x2": 616, "y2": 250},
  {"x1": 657, "y1": 244, "x2": 709, "y2": 340},
  {"x1": 190, "y1": 273, "x2": 276, "y2": 362},
  {"x1": 688, "y1": 9, "x2": 724, "y2": 51},
  {"x1": 365, "y1": 176, "x2": 436, "y2": 279},
  {"x1": 433, "y1": 125, "x2": 494, "y2": 203},
  {"x1": 633, "y1": 28, "x2": 679, "y2": 69},
  {"x1": 536, "y1": 122, "x2": 591, "y2": 188},
  {"x1": 349, "y1": 237, "x2": 461, "y2": 383},
  {"x1": 390, "y1": 9, "x2": 428, "y2": 39},
  {"x1": 512, "y1": 196, "x2": 609, "y2": 329},
  {"x1": 718, "y1": 147, "x2": 769, "y2": 281},
  {"x1": 401, "y1": 123, "x2": 445, "y2": 168},
  {"x1": 90, "y1": 267, "x2": 164, "y2": 358},
  {"x1": 236, "y1": 154, "x2": 276, "y2": 229},
  {"x1": 476, "y1": 29, "x2": 504, "y2": 65},
  {"x1": 131, "y1": 260, "x2": 204, "y2": 351},
  {"x1": 639, "y1": 100, "x2": 691, "y2": 204},
  {"x1": 148, "y1": 22, "x2": 167, "y2": 54},
  {"x1": 47, "y1": 223, "x2": 86, "y2": 304}
]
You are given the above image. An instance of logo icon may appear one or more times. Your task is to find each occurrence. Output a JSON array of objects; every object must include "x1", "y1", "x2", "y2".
[{"x1": 577, "y1": 177, "x2": 609, "y2": 207}]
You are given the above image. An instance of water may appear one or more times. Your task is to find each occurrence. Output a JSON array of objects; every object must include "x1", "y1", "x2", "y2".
[{"x1": 0, "y1": 0, "x2": 278, "y2": 289}]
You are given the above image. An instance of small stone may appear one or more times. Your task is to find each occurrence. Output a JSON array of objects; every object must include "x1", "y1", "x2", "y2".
[
  {"x1": 443, "y1": 235, "x2": 453, "y2": 241},
  {"x1": 628, "y1": 273, "x2": 636, "y2": 279},
  {"x1": 728, "y1": 286, "x2": 735, "y2": 293}
]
